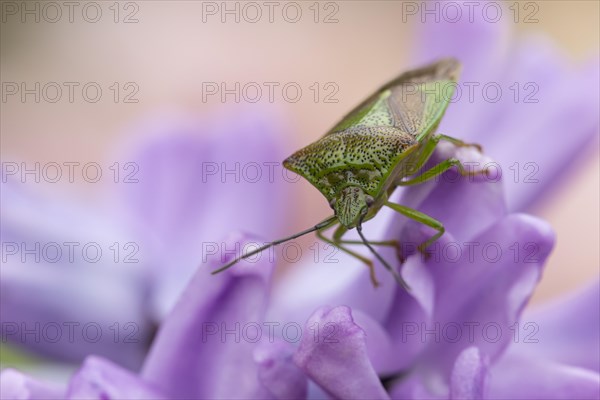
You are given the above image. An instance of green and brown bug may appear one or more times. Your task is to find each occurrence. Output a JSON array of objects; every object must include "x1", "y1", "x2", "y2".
[{"x1": 212, "y1": 58, "x2": 484, "y2": 288}]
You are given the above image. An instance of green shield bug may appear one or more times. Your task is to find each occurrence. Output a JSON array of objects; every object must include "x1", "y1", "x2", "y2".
[{"x1": 212, "y1": 58, "x2": 484, "y2": 289}]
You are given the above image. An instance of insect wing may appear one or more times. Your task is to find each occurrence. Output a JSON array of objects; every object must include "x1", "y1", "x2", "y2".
[{"x1": 327, "y1": 58, "x2": 461, "y2": 141}]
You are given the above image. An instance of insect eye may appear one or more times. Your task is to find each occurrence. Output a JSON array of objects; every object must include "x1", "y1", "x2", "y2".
[
  {"x1": 365, "y1": 195, "x2": 374, "y2": 206},
  {"x1": 329, "y1": 198, "x2": 337, "y2": 208}
]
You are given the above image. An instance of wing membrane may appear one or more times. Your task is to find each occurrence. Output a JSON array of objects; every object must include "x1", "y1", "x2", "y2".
[{"x1": 327, "y1": 58, "x2": 460, "y2": 140}]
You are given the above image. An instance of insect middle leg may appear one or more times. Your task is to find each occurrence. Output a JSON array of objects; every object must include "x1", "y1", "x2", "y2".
[
  {"x1": 384, "y1": 201, "x2": 445, "y2": 258},
  {"x1": 326, "y1": 238, "x2": 406, "y2": 263},
  {"x1": 317, "y1": 223, "x2": 381, "y2": 287},
  {"x1": 399, "y1": 134, "x2": 487, "y2": 186}
]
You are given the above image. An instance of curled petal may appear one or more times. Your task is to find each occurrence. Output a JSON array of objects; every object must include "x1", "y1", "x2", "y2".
[
  {"x1": 294, "y1": 306, "x2": 390, "y2": 400},
  {"x1": 423, "y1": 214, "x2": 554, "y2": 380},
  {"x1": 141, "y1": 233, "x2": 274, "y2": 399},
  {"x1": 254, "y1": 340, "x2": 307, "y2": 400},
  {"x1": 450, "y1": 347, "x2": 488, "y2": 400},
  {"x1": 66, "y1": 356, "x2": 165, "y2": 399},
  {"x1": 115, "y1": 109, "x2": 289, "y2": 319},
  {"x1": 383, "y1": 150, "x2": 508, "y2": 372},
  {"x1": 0, "y1": 369, "x2": 64, "y2": 400}
]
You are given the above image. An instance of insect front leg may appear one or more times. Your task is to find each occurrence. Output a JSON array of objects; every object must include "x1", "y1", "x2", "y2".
[
  {"x1": 316, "y1": 223, "x2": 381, "y2": 287},
  {"x1": 384, "y1": 201, "x2": 445, "y2": 259}
]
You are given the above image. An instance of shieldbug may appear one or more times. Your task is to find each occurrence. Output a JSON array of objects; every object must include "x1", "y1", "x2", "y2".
[{"x1": 212, "y1": 58, "x2": 484, "y2": 288}]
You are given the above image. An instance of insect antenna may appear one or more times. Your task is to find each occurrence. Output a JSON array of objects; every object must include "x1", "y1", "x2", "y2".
[
  {"x1": 356, "y1": 216, "x2": 410, "y2": 290},
  {"x1": 211, "y1": 216, "x2": 338, "y2": 275}
]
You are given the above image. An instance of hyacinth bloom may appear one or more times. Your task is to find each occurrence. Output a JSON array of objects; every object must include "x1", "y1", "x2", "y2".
[
  {"x1": 2, "y1": 151, "x2": 598, "y2": 398},
  {"x1": 1, "y1": 110, "x2": 290, "y2": 369},
  {"x1": 2, "y1": 1, "x2": 599, "y2": 399}
]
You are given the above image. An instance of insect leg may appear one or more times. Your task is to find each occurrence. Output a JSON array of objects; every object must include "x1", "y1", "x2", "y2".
[
  {"x1": 316, "y1": 224, "x2": 381, "y2": 287},
  {"x1": 384, "y1": 201, "x2": 445, "y2": 258},
  {"x1": 329, "y1": 225, "x2": 408, "y2": 288},
  {"x1": 398, "y1": 157, "x2": 487, "y2": 186},
  {"x1": 327, "y1": 239, "x2": 405, "y2": 263},
  {"x1": 436, "y1": 133, "x2": 483, "y2": 152},
  {"x1": 356, "y1": 220, "x2": 410, "y2": 290},
  {"x1": 398, "y1": 134, "x2": 485, "y2": 185}
]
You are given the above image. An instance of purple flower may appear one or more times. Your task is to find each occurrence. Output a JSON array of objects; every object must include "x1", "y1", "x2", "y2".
[
  {"x1": 1, "y1": 215, "x2": 597, "y2": 399},
  {"x1": 270, "y1": 146, "x2": 597, "y2": 399},
  {"x1": 410, "y1": 1, "x2": 599, "y2": 212},
  {"x1": 1, "y1": 109, "x2": 290, "y2": 368},
  {"x1": 2, "y1": 1, "x2": 599, "y2": 399}
]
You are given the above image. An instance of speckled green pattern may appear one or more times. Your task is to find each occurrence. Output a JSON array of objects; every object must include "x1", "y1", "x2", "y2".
[
  {"x1": 283, "y1": 126, "x2": 415, "y2": 200},
  {"x1": 211, "y1": 59, "x2": 469, "y2": 281},
  {"x1": 283, "y1": 58, "x2": 460, "y2": 228}
]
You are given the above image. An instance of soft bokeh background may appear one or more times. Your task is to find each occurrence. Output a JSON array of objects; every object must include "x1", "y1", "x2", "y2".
[{"x1": 1, "y1": 0, "x2": 598, "y2": 369}]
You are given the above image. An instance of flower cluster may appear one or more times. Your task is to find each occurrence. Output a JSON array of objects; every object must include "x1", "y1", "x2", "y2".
[{"x1": 1, "y1": 1, "x2": 599, "y2": 399}]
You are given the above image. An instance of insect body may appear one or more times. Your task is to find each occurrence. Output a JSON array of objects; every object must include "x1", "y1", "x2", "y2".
[{"x1": 212, "y1": 58, "x2": 484, "y2": 288}]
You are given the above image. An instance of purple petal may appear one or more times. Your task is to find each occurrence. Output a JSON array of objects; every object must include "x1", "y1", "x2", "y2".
[
  {"x1": 271, "y1": 250, "x2": 398, "y2": 348},
  {"x1": 470, "y1": 40, "x2": 599, "y2": 211},
  {"x1": 141, "y1": 232, "x2": 274, "y2": 399},
  {"x1": 0, "y1": 369, "x2": 64, "y2": 400},
  {"x1": 66, "y1": 356, "x2": 165, "y2": 399},
  {"x1": 420, "y1": 13, "x2": 599, "y2": 213},
  {"x1": 393, "y1": 143, "x2": 506, "y2": 247},
  {"x1": 351, "y1": 309, "x2": 397, "y2": 375},
  {"x1": 293, "y1": 306, "x2": 390, "y2": 400},
  {"x1": 414, "y1": 0, "x2": 512, "y2": 136},
  {"x1": 380, "y1": 256, "x2": 432, "y2": 371},
  {"x1": 382, "y1": 147, "x2": 507, "y2": 372},
  {"x1": 488, "y1": 353, "x2": 600, "y2": 399},
  {"x1": 449, "y1": 347, "x2": 488, "y2": 400},
  {"x1": 414, "y1": 0, "x2": 510, "y2": 82},
  {"x1": 0, "y1": 180, "x2": 150, "y2": 369},
  {"x1": 269, "y1": 206, "x2": 400, "y2": 343},
  {"x1": 114, "y1": 109, "x2": 290, "y2": 319},
  {"x1": 271, "y1": 232, "x2": 399, "y2": 331},
  {"x1": 513, "y1": 281, "x2": 600, "y2": 372},
  {"x1": 254, "y1": 340, "x2": 307, "y2": 400},
  {"x1": 421, "y1": 213, "x2": 554, "y2": 380}
]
